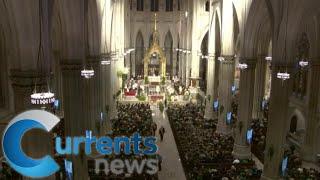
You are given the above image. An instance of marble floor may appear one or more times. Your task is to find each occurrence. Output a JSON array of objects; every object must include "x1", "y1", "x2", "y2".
[{"x1": 150, "y1": 105, "x2": 187, "y2": 180}]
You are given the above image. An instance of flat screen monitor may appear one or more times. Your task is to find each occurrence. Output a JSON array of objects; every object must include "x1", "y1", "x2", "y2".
[
  {"x1": 54, "y1": 100, "x2": 59, "y2": 109},
  {"x1": 86, "y1": 130, "x2": 92, "y2": 139},
  {"x1": 226, "y1": 112, "x2": 232, "y2": 125},
  {"x1": 281, "y1": 156, "x2": 288, "y2": 176},
  {"x1": 64, "y1": 159, "x2": 73, "y2": 180},
  {"x1": 213, "y1": 100, "x2": 219, "y2": 111},
  {"x1": 261, "y1": 100, "x2": 266, "y2": 110},
  {"x1": 231, "y1": 85, "x2": 236, "y2": 93},
  {"x1": 246, "y1": 129, "x2": 253, "y2": 144}
]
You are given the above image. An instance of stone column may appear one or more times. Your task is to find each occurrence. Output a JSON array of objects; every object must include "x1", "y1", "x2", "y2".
[
  {"x1": 84, "y1": 59, "x2": 104, "y2": 134},
  {"x1": 172, "y1": 52, "x2": 177, "y2": 76},
  {"x1": 261, "y1": 64, "x2": 293, "y2": 180},
  {"x1": 10, "y1": 71, "x2": 38, "y2": 113},
  {"x1": 301, "y1": 60, "x2": 320, "y2": 162},
  {"x1": 178, "y1": 52, "x2": 182, "y2": 80},
  {"x1": 213, "y1": 59, "x2": 220, "y2": 100},
  {"x1": 11, "y1": 71, "x2": 54, "y2": 180},
  {"x1": 186, "y1": 53, "x2": 191, "y2": 87},
  {"x1": 216, "y1": 56, "x2": 234, "y2": 135},
  {"x1": 108, "y1": 0, "x2": 125, "y2": 119},
  {"x1": 131, "y1": 52, "x2": 136, "y2": 77},
  {"x1": 104, "y1": 63, "x2": 113, "y2": 132},
  {"x1": 190, "y1": 50, "x2": 200, "y2": 87},
  {"x1": 108, "y1": 60, "x2": 118, "y2": 120},
  {"x1": 252, "y1": 55, "x2": 267, "y2": 120},
  {"x1": 204, "y1": 57, "x2": 216, "y2": 119},
  {"x1": 61, "y1": 63, "x2": 88, "y2": 180},
  {"x1": 233, "y1": 59, "x2": 256, "y2": 159},
  {"x1": 205, "y1": 6, "x2": 217, "y2": 119},
  {"x1": 181, "y1": 53, "x2": 186, "y2": 85},
  {"x1": 216, "y1": 0, "x2": 235, "y2": 135}
]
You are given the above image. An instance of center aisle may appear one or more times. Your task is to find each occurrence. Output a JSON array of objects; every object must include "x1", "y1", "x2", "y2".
[{"x1": 150, "y1": 105, "x2": 187, "y2": 180}]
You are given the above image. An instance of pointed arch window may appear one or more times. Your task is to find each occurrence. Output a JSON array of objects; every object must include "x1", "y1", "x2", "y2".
[{"x1": 205, "y1": 1, "x2": 210, "y2": 12}]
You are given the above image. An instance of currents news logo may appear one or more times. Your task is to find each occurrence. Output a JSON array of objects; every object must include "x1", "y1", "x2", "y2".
[
  {"x1": 2, "y1": 110, "x2": 159, "y2": 178},
  {"x1": 2, "y1": 110, "x2": 60, "y2": 178}
]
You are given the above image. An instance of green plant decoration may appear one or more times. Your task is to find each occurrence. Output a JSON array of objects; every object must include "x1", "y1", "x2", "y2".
[
  {"x1": 144, "y1": 76, "x2": 149, "y2": 84},
  {"x1": 161, "y1": 76, "x2": 166, "y2": 85},
  {"x1": 113, "y1": 90, "x2": 121, "y2": 100},
  {"x1": 159, "y1": 102, "x2": 164, "y2": 113},
  {"x1": 117, "y1": 70, "x2": 123, "y2": 78},
  {"x1": 136, "y1": 94, "x2": 146, "y2": 101}
]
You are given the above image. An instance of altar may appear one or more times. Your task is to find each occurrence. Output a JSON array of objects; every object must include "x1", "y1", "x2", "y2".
[
  {"x1": 122, "y1": 14, "x2": 169, "y2": 103},
  {"x1": 143, "y1": 14, "x2": 166, "y2": 79},
  {"x1": 143, "y1": 14, "x2": 166, "y2": 102}
]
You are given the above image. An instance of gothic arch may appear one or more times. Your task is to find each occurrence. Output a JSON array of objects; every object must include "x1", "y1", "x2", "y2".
[
  {"x1": 87, "y1": 0, "x2": 102, "y2": 56},
  {"x1": 200, "y1": 31, "x2": 209, "y2": 92},
  {"x1": 135, "y1": 31, "x2": 145, "y2": 76},
  {"x1": 164, "y1": 31, "x2": 173, "y2": 75},
  {"x1": 288, "y1": 108, "x2": 306, "y2": 136},
  {"x1": 243, "y1": 0, "x2": 271, "y2": 57},
  {"x1": 233, "y1": 3, "x2": 240, "y2": 47}
]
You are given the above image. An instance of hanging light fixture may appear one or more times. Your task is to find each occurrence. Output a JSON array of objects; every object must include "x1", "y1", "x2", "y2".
[
  {"x1": 265, "y1": 56, "x2": 272, "y2": 61},
  {"x1": 101, "y1": 56, "x2": 111, "y2": 65},
  {"x1": 81, "y1": 0, "x2": 95, "y2": 77},
  {"x1": 218, "y1": 56, "x2": 225, "y2": 62},
  {"x1": 277, "y1": 0, "x2": 291, "y2": 81},
  {"x1": 31, "y1": 0, "x2": 55, "y2": 105},
  {"x1": 298, "y1": 59, "x2": 309, "y2": 68},
  {"x1": 238, "y1": 63, "x2": 248, "y2": 70},
  {"x1": 101, "y1": 0, "x2": 110, "y2": 65},
  {"x1": 237, "y1": 4, "x2": 248, "y2": 71},
  {"x1": 81, "y1": 68, "x2": 95, "y2": 79},
  {"x1": 277, "y1": 72, "x2": 290, "y2": 80},
  {"x1": 31, "y1": 92, "x2": 55, "y2": 105}
]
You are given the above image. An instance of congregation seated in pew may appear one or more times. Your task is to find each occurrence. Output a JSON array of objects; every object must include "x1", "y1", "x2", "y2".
[{"x1": 167, "y1": 103, "x2": 262, "y2": 180}]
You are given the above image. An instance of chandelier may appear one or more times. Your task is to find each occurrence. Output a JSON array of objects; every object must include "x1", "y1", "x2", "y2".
[
  {"x1": 30, "y1": 0, "x2": 55, "y2": 106},
  {"x1": 81, "y1": 0, "x2": 94, "y2": 79},
  {"x1": 101, "y1": 57, "x2": 111, "y2": 65},
  {"x1": 277, "y1": 72, "x2": 290, "y2": 80},
  {"x1": 81, "y1": 68, "x2": 95, "y2": 79},
  {"x1": 238, "y1": 63, "x2": 248, "y2": 70},
  {"x1": 265, "y1": 56, "x2": 272, "y2": 61},
  {"x1": 298, "y1": 60, "x2": 309, "y2": 68},
  {"x1": 218, "y1": 57, "x2": 225, "y2": 62},
  {"x1": 175, "y1": 48, "x2": 191, "y2": 54},
  {"x1": 277, "y1": 1, "x2": 291, "y2": 82},
  {"x1": 31, "y1": 92, "x2": 55, "y2": 105}
]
